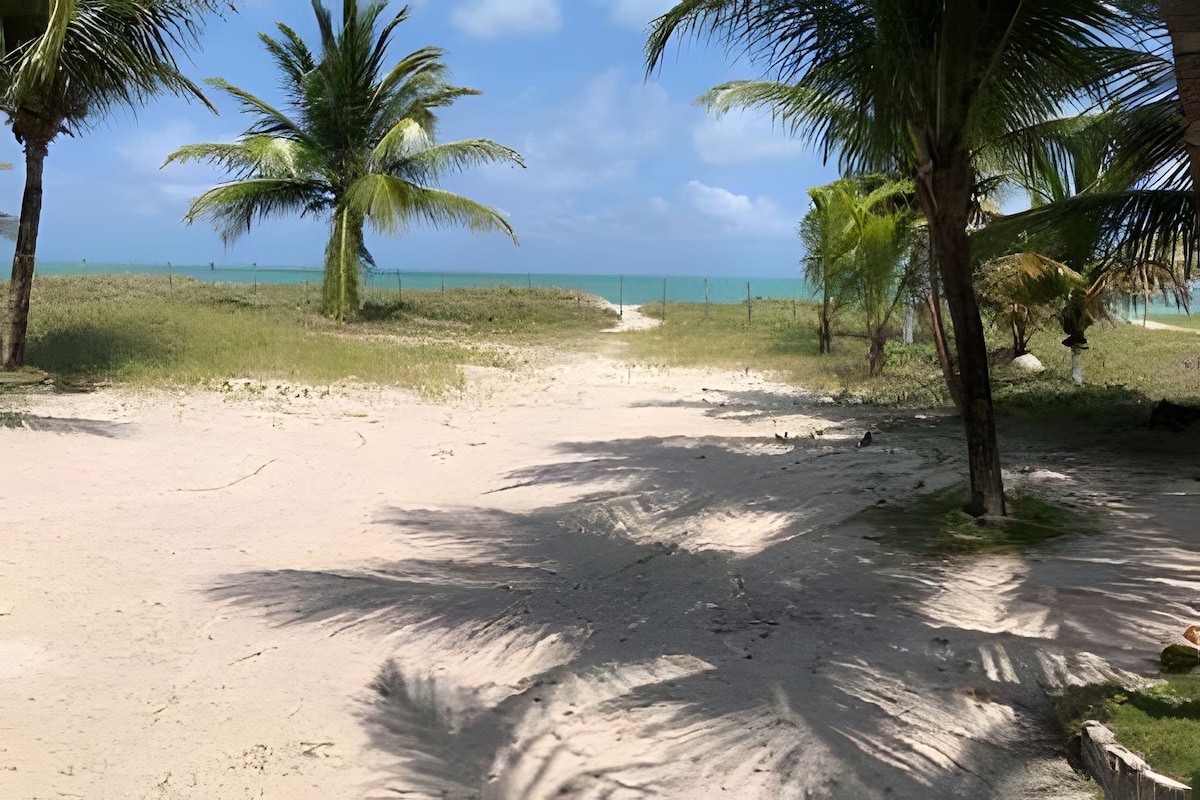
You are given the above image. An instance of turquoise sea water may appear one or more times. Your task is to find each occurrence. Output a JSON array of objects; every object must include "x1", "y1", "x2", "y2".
[
  {"x1": 35, "y1": 261, "x2": 812, "y2": 306},
  {"x1": 35, "y1": 260, "x2": 1199, "y2": 312}
]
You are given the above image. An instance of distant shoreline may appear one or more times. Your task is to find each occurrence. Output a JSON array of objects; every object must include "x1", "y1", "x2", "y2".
[{"x1": 32, "y1": 262, "x2": 816, "y2": 306}]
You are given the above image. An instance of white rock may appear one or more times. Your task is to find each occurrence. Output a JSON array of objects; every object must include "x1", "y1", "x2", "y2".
[{"x1": 1011, "y1": 353, "x2": 1045, "y2": 374}]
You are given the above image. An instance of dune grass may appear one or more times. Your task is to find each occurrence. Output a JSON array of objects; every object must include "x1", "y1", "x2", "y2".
[
  {"x1": 7, "y1": 275, "x2": 616, "y2": 393},
  {"x1": 7, "y1": 275, "x2": 1200, "y2": 417}
]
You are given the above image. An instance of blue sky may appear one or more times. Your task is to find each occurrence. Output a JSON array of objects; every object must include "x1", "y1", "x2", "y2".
[{"x1": 1, "y1": 0, "x2": 844, "y2": 277}]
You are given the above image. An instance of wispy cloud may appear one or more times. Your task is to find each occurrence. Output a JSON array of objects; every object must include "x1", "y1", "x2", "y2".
[
  {"x1": 451, "y1": 0, "x2": 562, "y2": 39},
  {"x1": 693, "y1": 108, "x2": 806, "y2": 166},
  {"x1": 486, "y1": 68, "x2": 676, "y2": 192}
]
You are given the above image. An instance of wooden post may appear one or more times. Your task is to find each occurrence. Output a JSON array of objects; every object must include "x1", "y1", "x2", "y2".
[
  {"x1": 253, "y1": 262, "x2": 258, "y2": 294},
  {"x1": 396, "y1": 271, "x2": 402, "y2": 302},
  {"x1": 619, "y1": 275, "x2": 624, "y2": 318},
  {"x1": 704, "y1": 277, "x2": 709, "y2": 318},
  {"x1": 167, "y1": 261, "x2": 172, "y2": 291},
  {"x1": 747, "y1": 282, "x2": 752, "y2": 324},
  {"x1": 441, "y1": 275, "x2": 445, "y2": 293}
]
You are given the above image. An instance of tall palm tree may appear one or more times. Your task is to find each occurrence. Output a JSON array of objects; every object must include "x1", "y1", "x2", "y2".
[
  {"x1": 0, "y1": 0, "x2": 227, "y2": 368},
  {"x1": 647, "y1": 1, "x2": 1150, "y2": 517},
  {"x1": 167, "y1": 0, "x2": 523, "y2": 321}
]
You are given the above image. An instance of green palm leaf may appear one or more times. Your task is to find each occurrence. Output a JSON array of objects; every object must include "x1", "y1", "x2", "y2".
[{"x1": 347, "y1": 174, "x2": 515, "y2": 241}]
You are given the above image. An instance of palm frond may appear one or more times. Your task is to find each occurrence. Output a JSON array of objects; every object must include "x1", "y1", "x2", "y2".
[
  {"x1": 203, "y1": 77, "x2": 315, "y2": 145},
  {"x1": 346, "y1": 174, "x2": 516, "y2": 242},
  {"x1": 183, "y1": 178, "x2": 331, "y2": 245},
  {"x1": 374, "y1": 135, "x2": 525, "y2": 182},
  {"x1": 164, "y1": 136, "x2": 321, "y2": 181}
]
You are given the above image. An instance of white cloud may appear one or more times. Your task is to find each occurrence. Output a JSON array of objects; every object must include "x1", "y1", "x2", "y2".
[
  {"x1": 693, "y1": 108, "x2": 806, "y2": 166},
  {"x1": 452, "y1": 0, "x2": 562, "y2": 39},
  {"x1": 682, "y1": 180, "x2": 793, "y2": 234},
  {"x1": 487, "y1": 69, "x2": 677, "y2": 192},
  {"x1": 600, "y1": 0, "x2": 677, "y2": 29}
]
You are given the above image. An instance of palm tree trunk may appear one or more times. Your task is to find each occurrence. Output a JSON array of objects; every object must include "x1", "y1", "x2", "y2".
[
  {"x1": 1158, "y1": 1, "x2": 1200, "y2": 219},
  {"x1": 819, "y1": 294, "x2": 831, "y2": 353},
  {"x1": 3, "y1": 137, "x2": 49, "y2": 369},
  {"x1": 323, "y1": 207, "x2": 363, "y2": 321},
  {"x1": 917, "y1": 157, "x2": 1006, "y2": 518},
  {"x1": 926, "y1": 261, "x2": 964, "y2": 413}
]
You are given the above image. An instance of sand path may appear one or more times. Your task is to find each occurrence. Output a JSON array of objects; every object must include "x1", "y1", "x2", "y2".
[{"x1": 2, "y1": 325, "x2": 1197, "y2": 799}]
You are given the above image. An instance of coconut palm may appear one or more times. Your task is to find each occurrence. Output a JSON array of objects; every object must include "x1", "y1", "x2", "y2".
[
  {"x1": 647, "y1": 1, "x2": 1153, "y2": 516},
  {"x1": 976, "y1": 253, "x2": 1083, "y2": 358},
  {"x1": 0, "y1": 0, "x2": 226, "y2": 368},
  {"x1": 801, "y1": 175, "x2": 914, "y2": 373},
  {"x1": 166, "y1": 0, "x2": 523, "y2": 321},
  {"x1": 799, "y1": 180, "x2": 858, "y2": 355}
]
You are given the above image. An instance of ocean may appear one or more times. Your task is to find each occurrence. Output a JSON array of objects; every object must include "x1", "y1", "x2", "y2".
[
  {"x1": 34, "y1": 260, "x2": 1199, "y2": 313},
  {"x1": 34, "y1": 261, "x2": 812, "y2": 306}
]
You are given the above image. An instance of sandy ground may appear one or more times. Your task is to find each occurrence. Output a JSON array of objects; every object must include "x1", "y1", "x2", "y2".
[{"x1": 2, "y1": 311, "x2": 1198, "y2": 799}]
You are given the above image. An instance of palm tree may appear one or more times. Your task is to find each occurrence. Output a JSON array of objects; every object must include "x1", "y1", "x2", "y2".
[
  {"x1": 975, "y1": 252, "x2": 1083, "y2": 358},
  {"x1": 799, "y1": 180, "x2": 858, "y2": 355},
  {"x1": 802, "y1": 175, "x2": 914, "y2": 373},
  {"x1": 647, "y1": 1, "x2": 1150, "y2": 516},
  {"x1": 0, "y1": 0, "x2": 227, "y2": 368},
  {"x1": 167, "y1": 0, "x2": 523, "y2": 321}
]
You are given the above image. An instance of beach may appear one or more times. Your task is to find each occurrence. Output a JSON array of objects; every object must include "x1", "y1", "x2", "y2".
[{"x1": 2, "y1": 313, "x2": 1197, "y2": 799}]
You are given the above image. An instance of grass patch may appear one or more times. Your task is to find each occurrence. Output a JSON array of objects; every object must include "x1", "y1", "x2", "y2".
[
  {"x1": 1057, "y1": 674, "x2": 1200, "y2": 788},
  {"x1": 11, "y1": 275, "x2": 1200, "y2": 416},
  {"x1": 1146, "y1": 312, "x2": 1200, "y2": 330},
  {"x1": 8, "y1": 275, "x2": 617, "y2": 393},
  {"x1": 861, "y1": 485, "x2": 1092, "y2": 554},
  {"x1": 993, "y1": 322, "x2": 1200, "y2": 421},
  {"x1": 623, "y1": 299, "x2": 951, "y2": 406}
]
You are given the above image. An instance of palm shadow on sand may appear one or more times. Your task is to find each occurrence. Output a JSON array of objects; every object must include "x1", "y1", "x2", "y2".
[{"x1": 211, "y1": 417, "x2": 1199, "y2": 799}]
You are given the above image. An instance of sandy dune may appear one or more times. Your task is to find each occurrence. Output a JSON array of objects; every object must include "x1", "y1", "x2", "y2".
[{"x1": 2, "y1": 328, "x2": 1197, "y2": 799}]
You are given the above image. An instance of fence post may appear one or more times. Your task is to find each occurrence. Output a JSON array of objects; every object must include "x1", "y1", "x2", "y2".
[
  {"x1": 253, "y1": 262, "x2": 258, "y2": 294},
  {"x1": 747, "y1": 282, "x2": 752, "y2": 324},
  {"x1": 167, "y1": 261, "x2": 172, "y2": 291},
  {"x1": 704, "y1": 277, "x2": 709, "y2": 318}
]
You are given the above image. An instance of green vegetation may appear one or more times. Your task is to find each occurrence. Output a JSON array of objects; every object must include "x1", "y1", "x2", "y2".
[
  {"x1": 993, "y1": 321, "x2": 1200, "y2": 421},
  {"x1": 860, "y1": 485, "x2": 1094, "y2": 554},
  {"x1": 1057, "y1": 674, "x2": 1200, "y2": 788},
  {"x1": 625, "y1": 299, "x2": 953, "y2": 406},
  {"x1": 1147, "y1": 313, "x2": 1200, "y2": 330},
  {"x1": 5, "y1": 274, "x2": 614, "y2": 394},
  {"x1": 6, "y1": 273, "x2": 1200, "y2": 422}
]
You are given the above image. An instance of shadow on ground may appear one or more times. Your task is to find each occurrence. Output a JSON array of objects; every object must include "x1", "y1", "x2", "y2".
[{"x1": 212, "y1": 413, "x2": 1199, "y2": 799}]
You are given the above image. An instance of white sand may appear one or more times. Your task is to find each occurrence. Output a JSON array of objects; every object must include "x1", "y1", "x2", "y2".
[{"x1": 2, "y1": 330, "x2": 1189, "y2": 798}]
